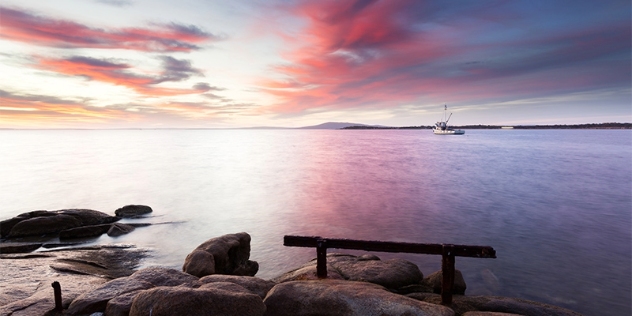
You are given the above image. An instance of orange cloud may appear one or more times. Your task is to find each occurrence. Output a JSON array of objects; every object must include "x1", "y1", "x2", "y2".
[{"x1": 37, "y1": 56, "x2": 211, "y2": 96}]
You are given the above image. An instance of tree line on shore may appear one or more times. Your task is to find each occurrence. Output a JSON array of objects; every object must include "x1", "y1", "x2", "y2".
[{"x1": 342, "y1": 122, "x2": 632, "y2": 130}]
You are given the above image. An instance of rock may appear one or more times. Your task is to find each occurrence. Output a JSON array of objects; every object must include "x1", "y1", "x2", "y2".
[
  {"x1": 407, "y1": 294, "x2": 582, "y2": 316},
  {"x1": 463, "y1": 312, "x2": 522, "y2": 316},
  {"x1": 4, "y1": 209, "x2": 119, "y2": 238},
  {"x1": 105, "y1": 291, "x2": 140, "y2": 316},
  {"x1": 58, "y1": 209, "x2": 119, "y2": 226},
  {"x1": 183, "y1": 249, "x2": 216, "y2": 276},
  {"x1": 0, "y1": 252, "x2": 108, "y2": 316},
  {"x1": 0, "y1": 242, "x2": 42, "y2": 254},
  {"x1": 66, "y1": 277, "x2": 154, "y2": 315},
  {"x1": 7, "y1": 214, "x2": 82, "y2": 237},
  {"x1": 115, "y1": 205, "x2": 153, "y2": 218},
  {"x1": 481, "y1": 269, "x2": 501, "y2": 293},
  {"x1": 332, "y1": 255, "x2": 423, "y2": 289},
  {"x1": 107, "y1": 223, "x2": 136, "y2": 237},
  {"x1": 263, "y1": 279, "x2": 455, "y2": 316},
  {"x1": 199, "y1": 275, "x2": 276, "y2": 299},
  {"x1": 271, "y1": 261, "x2": 345, "y2": 283},
  {"x1": 59, "y1": 224, "x2": 112, "y2": 239},
  {"x1": 1, "y1": 214, "x2": 36, "y2": 238},
  {"x1": 272, "y1": 253, "x2": 423, "y2": 290},
  {"x1": 48, "y1": 245, "x2": 147, "y2": 279},
  {"x1": 182, "y1": 232, "x2": 259, "y2": 277},
  {"x1": 476, "y1": 296, "x2": 583, "y2": 316},
  {"x1": 129, "y1": 285, "x2": 266, "y2": 316},
  {"x1": 424, "y1": 269, "x2": 467, "y2": 295},
  {"x1": 130, "y1": 267, "x2": 200, "y2": 287}
]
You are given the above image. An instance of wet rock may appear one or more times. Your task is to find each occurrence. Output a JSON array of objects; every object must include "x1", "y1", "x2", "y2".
[
  {"x1": 48, "y1": 245, "x2": 147, "y2": 279},
  {"x1": 263, "y1": 279, "x2": 455, "y2": 316},
  {"x1": 199, "y1": 274, "x2": 276, "y2": 299},
  {"x1": 182, "y1": 232, "x2": 259, "y2": 277},
  {"x1": 58, "y1": 209, "x2": 120, "y2": 226},
  {"x1": 8, "y1": 214, "x2": 82, "y2": 238},
  {"x1": 476, "y1": 296, "x2": 583, "y2": 316},
  {"x1": 424, "y1": 269, "x2": 467, "y2": 295},
  {"x1": 0, "y1": 242, "x2": 42, "y2": 254},
  {"x1": 4, "y1": 209, "x2": 118, "y2": 238},
  {"x1": 107, "y1": 223, "x2": 136, "y2": 237},
  {"x1": 59, "y1": 224, "x2": 112, "y2": 239},
  {"x1": 115, "y1": 205, "x2": 153, "y2": 218},
  {"x1": 407, "y1": 294, "x2": 582, "y2": 316},
  {"x1": 129, "y1": 285, "x2": 266, "y2": 316}
]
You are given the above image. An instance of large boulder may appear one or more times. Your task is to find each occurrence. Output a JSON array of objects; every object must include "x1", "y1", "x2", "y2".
[
  {"x1": 272, "y1": 253, "x2": 423, "y2": 290},
  {"x1": 263, "y1": 280, "x2": 454, "y2": 316},
  {"x1": 115, "y1": 205, "x2": 153, "y2": 218},
  {"x1": 424, "y1": 269, "x2": 467, "y2": 295},
  {"x1": 183, "y1": 232, "x2": 259, "y2": 277},
  {"x1": 129, "y1": 285, "x2": 266, "y2": 316}
]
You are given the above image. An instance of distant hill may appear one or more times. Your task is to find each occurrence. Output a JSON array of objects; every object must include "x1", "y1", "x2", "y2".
[{"x1": 298, "y1": 122, "x2": 378, "y2": 129}]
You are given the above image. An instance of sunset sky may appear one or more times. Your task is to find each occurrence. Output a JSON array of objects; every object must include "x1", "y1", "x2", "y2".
[{"x1": 1, "y1": 0, "x2": 630, "y2": 128}]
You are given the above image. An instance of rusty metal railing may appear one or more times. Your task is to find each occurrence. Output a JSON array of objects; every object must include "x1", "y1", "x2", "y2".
[{"x1": 283, "y1": 235, "x2": 496, "y2": 305}]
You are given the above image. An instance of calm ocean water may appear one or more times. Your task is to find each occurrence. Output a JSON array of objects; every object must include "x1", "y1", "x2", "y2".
[{"x1": 0, "y1": 129, "x2": 630, "y2": 315}]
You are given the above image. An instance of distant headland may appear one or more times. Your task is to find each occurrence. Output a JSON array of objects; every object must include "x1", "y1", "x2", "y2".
[{"x1": 339, "y1": 122, "x2": 631, "y2": 130}]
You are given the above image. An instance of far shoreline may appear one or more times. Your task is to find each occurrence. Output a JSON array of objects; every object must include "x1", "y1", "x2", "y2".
[{"x1": 342, "y1": 122, "x2": 632, "y2": 130}]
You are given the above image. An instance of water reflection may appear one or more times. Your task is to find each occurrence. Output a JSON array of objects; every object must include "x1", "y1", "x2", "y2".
[{"x1": 0, "y1": 129, "x2": 630, "y2": 316}]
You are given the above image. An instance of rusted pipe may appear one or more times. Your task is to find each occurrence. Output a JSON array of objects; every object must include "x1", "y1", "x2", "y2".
[
  {"x1": 316, "y1": 239, "x2": 327, "y2": 278},
  {"x1": 51, "y1": 281, "x2": 62, "y2": 311},
  {"x1": 441, "y1": 244, "x2": 455, "y2": 305}
]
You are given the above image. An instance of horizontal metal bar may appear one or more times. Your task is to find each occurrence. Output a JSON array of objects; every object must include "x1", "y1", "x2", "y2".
[{"x1": 284, "y1": 235, "x2": 496, "y2": 258}]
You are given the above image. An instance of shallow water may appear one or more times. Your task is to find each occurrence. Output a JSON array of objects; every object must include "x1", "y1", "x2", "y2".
[{"x1": 0, "y1": 129, "x2": 630, "y2": 315}]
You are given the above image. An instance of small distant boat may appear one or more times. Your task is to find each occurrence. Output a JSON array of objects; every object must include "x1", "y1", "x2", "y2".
[{"x1": 433, "y1": 105, "x2": 465, "y2": 135}]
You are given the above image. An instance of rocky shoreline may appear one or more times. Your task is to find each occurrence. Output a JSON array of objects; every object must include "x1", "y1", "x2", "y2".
[{"x1": 1, "y1": 208, "x2": 583, "y2": 316}]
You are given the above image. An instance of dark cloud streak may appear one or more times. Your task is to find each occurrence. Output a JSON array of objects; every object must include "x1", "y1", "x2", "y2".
[{"x1": 0, "y1": 6, "x2": 218, "y2": 52}]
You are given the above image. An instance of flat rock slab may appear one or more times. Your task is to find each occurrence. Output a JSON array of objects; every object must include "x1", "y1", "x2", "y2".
[
  {"x1": 0, "y1": 245, "x2": 147, "y2": 315},
  {"x1": 0, "y1": 242, "x2": 42, "y2": 253}
]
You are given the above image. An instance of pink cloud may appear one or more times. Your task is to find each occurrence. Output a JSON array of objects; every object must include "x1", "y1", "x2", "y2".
[
  {"x1": 260, "y1": 0, "x2": 631, "y2": 115},
  {"x1": 0, "y1": 6, "x2": 216, "y2": 52}
]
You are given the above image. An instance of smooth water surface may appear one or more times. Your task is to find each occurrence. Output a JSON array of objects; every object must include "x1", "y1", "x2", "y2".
[{"x1": 0, "y1": 129, "x2": 630, "y2": 315}]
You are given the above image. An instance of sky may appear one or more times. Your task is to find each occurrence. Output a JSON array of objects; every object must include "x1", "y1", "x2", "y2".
[{"x1": 0, "y1": 0, "x2": 630, "y2": 128}]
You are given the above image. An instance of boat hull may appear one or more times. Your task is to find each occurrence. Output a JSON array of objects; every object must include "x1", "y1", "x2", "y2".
[{"x1": 433, "y1": 129, "x2": 465, "y2": 135}]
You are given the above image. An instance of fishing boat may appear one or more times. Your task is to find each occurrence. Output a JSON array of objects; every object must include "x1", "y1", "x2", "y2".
[{"x1": 433, "y1": 105, "x2": 465, "y2": 135}]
